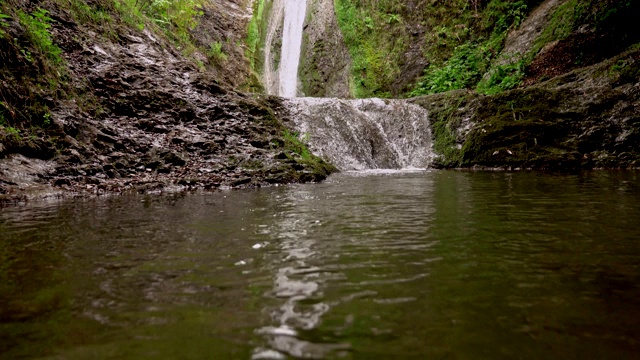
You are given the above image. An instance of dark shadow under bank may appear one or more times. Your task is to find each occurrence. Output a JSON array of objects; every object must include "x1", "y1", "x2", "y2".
[{"x1": 412, "y1": 48, "x2": 640, "y2": 171}]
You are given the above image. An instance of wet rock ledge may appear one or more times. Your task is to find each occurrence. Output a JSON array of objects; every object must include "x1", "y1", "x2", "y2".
[{"x1": 0, "y1": 5, "x2": 335, "y2": 202}]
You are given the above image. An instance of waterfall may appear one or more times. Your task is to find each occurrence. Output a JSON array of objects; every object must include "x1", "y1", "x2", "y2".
[
  {"x1": 278, "y1": 0, "x2": 307, "y2": 97},
  {"x1": 262, "y1": 1, "x2": 436, "y2": 170},
  {"x1": 285, "y1": 98, "x2": 435, "y2": 170},
  {"x1": 264, "y1": 0, "x2": 307, "y2": 97}
]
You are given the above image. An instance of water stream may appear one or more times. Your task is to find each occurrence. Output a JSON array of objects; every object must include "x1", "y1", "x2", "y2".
[
  {"x1": 2, "y1": 171, "x2": 640, "y2": 359},
  {"x1": 278, "y1": 0, "x2": 307, "y2": 97},
  {"x1": 263, "y1": 0, "x2": 285, "y2": 96},
  {"x1": 264, "y1": 0, "x2": 307, "y2": 97}
]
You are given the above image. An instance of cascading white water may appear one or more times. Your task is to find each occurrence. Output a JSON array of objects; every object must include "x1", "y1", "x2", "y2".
[
  {"x1": 277, "y1": 0, "x2": 307, "y2": 97},
  {"x1": 285, "y1": 97, "x2": 435, "y2": 170}
]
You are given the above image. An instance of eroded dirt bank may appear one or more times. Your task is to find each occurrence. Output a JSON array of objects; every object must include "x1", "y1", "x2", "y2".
[{"x1": 0, "y1": 1, "x2": 334, "y2": 202}]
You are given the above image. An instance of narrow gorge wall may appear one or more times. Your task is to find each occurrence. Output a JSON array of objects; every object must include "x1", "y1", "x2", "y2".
[
  {"x1": 411, "y1": 49, "x2": 640, "y2": 170},
  {"x1": 299, "y1": 0, "x2": 352, "y2": 98}
]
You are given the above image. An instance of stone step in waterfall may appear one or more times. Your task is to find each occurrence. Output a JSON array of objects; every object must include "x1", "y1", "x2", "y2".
[{"x1": 285, "y1": 97, "x2": 435, "y2": 170}]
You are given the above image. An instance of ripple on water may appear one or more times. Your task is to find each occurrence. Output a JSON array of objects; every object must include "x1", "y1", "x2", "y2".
[{"x1": 2, "y1": 171, "x2": 640, "y2": 359}]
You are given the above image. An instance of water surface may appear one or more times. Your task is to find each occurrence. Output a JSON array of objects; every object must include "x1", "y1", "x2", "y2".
[{"x1": 1, "y1": 171, "x2": 640, "y2": 359}]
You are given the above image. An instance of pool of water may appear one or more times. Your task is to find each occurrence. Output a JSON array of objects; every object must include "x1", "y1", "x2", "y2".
[{"x1": 1, "y1": 171, "x2": 640, "y2": 359}]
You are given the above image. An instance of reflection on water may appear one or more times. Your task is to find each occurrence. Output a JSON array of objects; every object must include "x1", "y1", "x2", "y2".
[
  {"x1": 254, "y1": 188, "x2": 338, "y2": 359},
  {"x1": 1, "y1": 171, "x2": 640, "y2": 359}
]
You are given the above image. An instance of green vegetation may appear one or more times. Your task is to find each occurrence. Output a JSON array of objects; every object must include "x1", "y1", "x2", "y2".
[
  {"x1": 531, "y1": 0, "x2": 581, "y2": 55},
  {"x1": 410, "y1": 0, "x2": 531, "y2": 96},
  {"x1": 282, "y1": 130, "x2": 312, "y2": 160},
  {"x1": 113, "y1": 0, "x2": 204, "y2": 51},
  {"x1": 476, "y1": 57, "x2": 526, "y2": 94},
  {"x1": 207, "y1": 41, "x2": 228, "y2": 62},
  {"x1": 246, "y1": 0, "x2": 268, "y2": 72},
  {"x1": 17, "y1": 8, "x2": 63, "y2": 66},
  {"x1": 414, "y1": 91, "x2": 472, "y2": 167},
  {"x1": 478, "y1": 0, "x2": 640, "y2": 94},
  {"x1": 608, "y1": 54, "x2": 640, "y2": 85},
  {"x1": 269, "y1": 128, "x2": 337, "y2": 179},
  {"x1": 62, "y1": 0, "x2": 114, "y2": 30},
  {"x1": 0, "y1": 11, "x2": 9, "y2": 37},
  {"x1": 0, "y1": 4, "x2": 67, "y2": 136},
  {"x1": 411, "y1": 41, "x2": 491, "y2": 95},
  {"x1": 332, "y1": 0, "x2": 538, "y2": 97},
  {"x1": 334, "y1": 0, "x2": 405, "y2": 98},
  {"x1": 1, "y1": 125, "x2": 21, "y2": 139},
  {"x1": 332, "y1": 0, "x2": 637, "y2": 97}
]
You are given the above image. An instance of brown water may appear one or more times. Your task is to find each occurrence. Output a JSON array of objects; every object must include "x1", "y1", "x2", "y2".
[{"x1": 1, "y1": 171, "x2": 640, "y2": 359}]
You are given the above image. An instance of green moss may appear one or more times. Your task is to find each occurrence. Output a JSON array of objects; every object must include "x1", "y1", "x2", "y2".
[
  {"x1": 531, "y1": 0, "x2": 581, "y2": 56},
  {"x1": 282, "y1": 130, "x2": 312, "y2": 160},
  {"x1": 423, "y1": 93, "x2": 467, "y2": 167},
  {"x1": 456, "y1": 88, "x2": 591, "y2": 169},
  {"x1": 245, "y1": 0, "x2": 269, "y2": 73},
  {"x1": 608, "y1": 52, "x2": 640, "y2": 84},
  {"x1": 270, "y1": 129, "x2": 337, "y2": 180}
]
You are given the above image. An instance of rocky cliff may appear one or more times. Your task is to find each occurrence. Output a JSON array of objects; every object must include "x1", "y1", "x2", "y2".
[
  {"x1": 412, "y1": 48, "x2": 640, "y2": 169},
  {"x1": 0, "y1": 0, "x2": 334, "y2": 200},
  {"x1": 298, "y1": 0, "x2": 352, "y2": 98}
]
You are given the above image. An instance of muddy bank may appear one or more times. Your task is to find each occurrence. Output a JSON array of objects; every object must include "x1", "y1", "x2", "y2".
[{"x1": 0, "y1": 2, "x2": 335, "y2": 202}]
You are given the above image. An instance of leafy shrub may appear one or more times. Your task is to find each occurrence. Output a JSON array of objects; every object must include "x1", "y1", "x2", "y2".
[
  {"x1": 411, "y1": 43, "x2": 484, "y2": 95},
  {"x1": 207, "y1": 41, "x2": 227, "y2": 62},
  {"x1": 476, "y1": 58, "x2": 526, "y2": 94},
  {"x1": 17, "y1": 9, "x2": 63, "y2": 65},
  {"x1": 0, "y1": 11, "x2": 9, "y2": 37}
]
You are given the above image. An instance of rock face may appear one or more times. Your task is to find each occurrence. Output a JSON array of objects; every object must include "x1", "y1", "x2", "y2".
[
  {"x1": 494, "y1": 0, "x2": 566, "y2": 67},
  {"x1": 299, "y1": 0, "x2": 352, "y2": 98},
  {"x1": 191, "y1": 0, "x2": 257, "y2": 90},
  {"x1": 0, "y1": 2, "x2": 335, "y2": 200},
  {"x1": 262, "y1": 0, "x2": 286, "y2": 96},
  {"x1": 413, "y1": 49, "x2": 640, "y2": 169}
]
